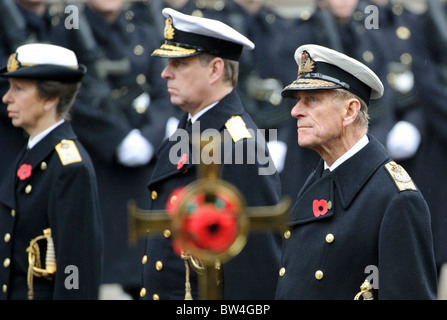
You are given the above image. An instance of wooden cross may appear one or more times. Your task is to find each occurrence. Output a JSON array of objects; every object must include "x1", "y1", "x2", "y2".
[{"x1": 128, "y1": 134, "x2": 290, "y2": 300}]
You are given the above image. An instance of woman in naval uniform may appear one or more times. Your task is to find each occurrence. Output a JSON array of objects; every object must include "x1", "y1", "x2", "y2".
[{"x1": 0, "y1": 43, "x2": 103, "y2": 300}]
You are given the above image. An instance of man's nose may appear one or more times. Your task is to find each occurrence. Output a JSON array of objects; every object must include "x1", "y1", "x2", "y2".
[{"x1": 291, "y1": 100, "x2": 304, "y2": 119}]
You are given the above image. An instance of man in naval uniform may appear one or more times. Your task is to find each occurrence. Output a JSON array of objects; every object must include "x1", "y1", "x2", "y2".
[
  {"x1": 275, "y1": 44, "x2": 437, "y2": 299},
  {"x1": 140, "y1": 8, "x2": 281, "y2": 300},
  {"x1": 0, "y1": 43, "x2": 103, "y2": 299}
]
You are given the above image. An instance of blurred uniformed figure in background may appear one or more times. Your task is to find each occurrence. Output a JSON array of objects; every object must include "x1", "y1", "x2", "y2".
[
  {"x1": 140, "y1": 8, "x2": 281, "y2": 300},
  {"x1": 69, "y1": 0, "x2": 178, "y2": 299},
  {"x1": 0, "y1": 43, "x2": 103, "y2": 300},
  {"x1": 357, "y1": 0, "x2": 447, "y2": 291},
  {"x1": 422, "y1": 0, "x2": 447, "y2": 299}
]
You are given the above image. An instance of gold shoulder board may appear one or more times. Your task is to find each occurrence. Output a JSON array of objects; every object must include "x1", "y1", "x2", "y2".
[
  {"x1": 385, "y1": 161, "x2": 417, "y2": 191},
  {"x1": 55, "y1": 139, "x2": 82, "y2": 166},
  {"x1": 225, "y1": 116, "x2": 252, "y2": 143}
]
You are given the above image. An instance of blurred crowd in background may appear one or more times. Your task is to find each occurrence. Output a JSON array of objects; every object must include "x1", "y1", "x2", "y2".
[{"x1": 1, "y1": 0, "x2": 447, "y2": 299}]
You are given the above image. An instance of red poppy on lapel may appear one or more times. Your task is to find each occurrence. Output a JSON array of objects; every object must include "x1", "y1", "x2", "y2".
[
  {"x1": 313, "y1": 199, "x2": 332, "y2": 217},
  {"x1": 17, "y1": 164, "x2": 32, "y2": 180},
  {"x1": 177, "y1": 153, "x2": 188, "y2": 170}
]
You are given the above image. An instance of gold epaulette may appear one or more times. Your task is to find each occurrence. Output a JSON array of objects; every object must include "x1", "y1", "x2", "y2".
[
  {"x1": 55, "y1": 139, "x2": 82, "y2": 166},
  {"x1": 225, "y1": 116, "x2": 252, "y2": 143},
  {"x1": 385, "y1": 161, "x2": 417, "y2": 191}
]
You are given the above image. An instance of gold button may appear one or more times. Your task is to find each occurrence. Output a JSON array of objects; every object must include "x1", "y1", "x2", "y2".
[
  {"x1": 40, "y1": 162, "x2": 47, "y2": 170},
  {"x1": 136, "y1": 73, "x2": 146, "y2": 85},
  {"x1": 142, "y1": 255, "x2": 147, "y2": 264},
  {"x1": 155, "y1": 261, "x2": 163, "y2": 271},
  {"x1": 10, "y1": 209, "x2": 15, "y2": 218},
  {"x1": 400, "y1": 52, "x2": 413, "y2": 65},
  {"x1": 283, "y1": 230, "x2": 291, "y2": 239},
  {"x1": 279, "y1": 267, "x2": 286, "y2": 277},
  {"x1": 139, "y1": 287, "x2": 146, "y2": 298},
  {"x1": 25, "y1": 184, "x2": 32, "y2": 194},
  {"x1": 3, "y1": 258, "x2": 10, "y2": 268},
  {"x1": 4, "y1": 233, "x2": 10, "y2": 243},
  {"x1": 134, "y1": 45, "x2": 144, "y2": 55},
  {"x1": 325, "y1": 233, "x2": 334, "y2": 243},
  {"x1": 151, "y1": 190, "x2": 158, "y2": 200},
  {"x1": 2, "y1": 284, "x2": 6, "y2": 293},
  {"x1": 163, "y1": 229, "x2": 171, "y2": 238},
  {"x1": 153, "y1": 294, "x2": 160, "y2": 300},
  {"x1": 315, "y1": 270, "x2": 324, "y2": 280},
  {"x1": 362, "y1": 50, "x2": 374, "y2": 63},
  {"x1": 396, "y1": 26, "x2": 411, "y2": 40}
]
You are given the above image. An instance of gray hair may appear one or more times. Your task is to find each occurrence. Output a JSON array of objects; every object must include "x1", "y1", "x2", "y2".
[
  {"x1": 332, "y1": 88, "x2": 369, "y2": 128},
  {"x1": 198, "y1": 53, "x2": 239, "y2": 87}
]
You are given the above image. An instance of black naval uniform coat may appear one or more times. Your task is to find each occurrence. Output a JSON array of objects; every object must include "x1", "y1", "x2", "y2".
[
  {"x1": 141, "y1": 90, "x2": 282, "y2": 300},
  {"x1": 0, "y1": 122, "x2": 103, "y2": 300},
  {"x1": 276, "y1": 135, "x2": 437, "y2": 300}
]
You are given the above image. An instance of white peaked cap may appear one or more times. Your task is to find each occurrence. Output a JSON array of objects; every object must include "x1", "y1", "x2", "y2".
[
  {"x1": 152, "y1": 8, "x2": 254, "y2": 61},
  {"x1": 0, "y1": 43, "x2": 85, "y2": 82},
  {"x1": 282, "y1": 44, "x2": 384, "y2": 104}
]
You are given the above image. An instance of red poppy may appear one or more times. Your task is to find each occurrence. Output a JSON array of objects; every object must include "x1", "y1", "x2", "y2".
[
  {"x1": 181, "y1": 204, "x2": 237, "y2": 253},
  {"x1": 313, "y1": 199, "x2": 329, "y2": 217},
  {"x1": 177, "y1": 153, "x2": 188, "y2": 170},
  {"x1": 17, "y1": 164, "x2": 32, "y2": 180}
]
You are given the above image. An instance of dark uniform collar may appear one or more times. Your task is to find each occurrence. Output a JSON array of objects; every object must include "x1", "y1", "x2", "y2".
[
  {"x1": 290, "y1": 135, "x2": 390, "y2": 226},
  {"x1": 323, "y1": 134, "x2": 390, "y2": 209},
  {"x1": 19, "y1": 122, "x2": 77, "y2": 169},
  {"x1": 0, "y1": 122, "x2": 77, "y2": 209},
  {"x1": 299, "y1": 134, "x2": 389, "y2": 206},
  {"x1": 150, "y1": 90, "x2": 244, "y2": 183},
  {"x1": 178, "y1": 90, "x2": 244, "y2": 132}
]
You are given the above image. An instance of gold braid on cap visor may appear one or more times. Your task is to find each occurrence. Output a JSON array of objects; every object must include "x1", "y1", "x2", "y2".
[
  {"x1": 152, "y1": 44, "x2": 197, "y2": 57},
  {"x1": 284, "y1": 78, "x2": 340, "y2": 89}
]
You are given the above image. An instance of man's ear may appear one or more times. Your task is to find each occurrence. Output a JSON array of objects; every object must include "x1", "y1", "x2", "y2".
[
  {"x1": 208, "y1": 57, "x2": 225, "y2": 85},
  {"x1": 342, "y1": 98, "x2": 361, "y2": 127}
]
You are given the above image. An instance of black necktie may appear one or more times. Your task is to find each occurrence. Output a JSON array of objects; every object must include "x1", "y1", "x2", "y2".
[
  {"x1": 185, "y1": 119, "x2": 192, "y2": 132},
  {"x1": 322, "y1": 169, "x2": 330, "y2": 177}
]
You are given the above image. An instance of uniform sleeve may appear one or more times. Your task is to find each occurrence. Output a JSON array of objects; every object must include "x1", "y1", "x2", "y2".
[
  {"x1": 378, "y1": 190, "x2": 438, "y2": 299},
  {"x1": 48, "y1": 161, "x2": 103, "y2": 299}
]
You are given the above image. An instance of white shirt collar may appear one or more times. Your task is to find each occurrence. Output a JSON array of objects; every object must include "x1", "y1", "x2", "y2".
[
  {"x1": 324, "y1": 135, "x2": 369, "y2": 171},
  {"x1": 28, "y1": 120, "x2": 65, "y2": 149},
  {"x1": 188, "y1": 101, "x2": 219, "y2": 123}
]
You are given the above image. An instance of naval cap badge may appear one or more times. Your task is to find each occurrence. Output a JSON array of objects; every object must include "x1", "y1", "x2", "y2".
[
  {"x1": 298, "y1": 50, "x2": 315, "y2": 76},
  {"x1": 164, "y1": 16, "x2": 175, "y2": 40}
]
